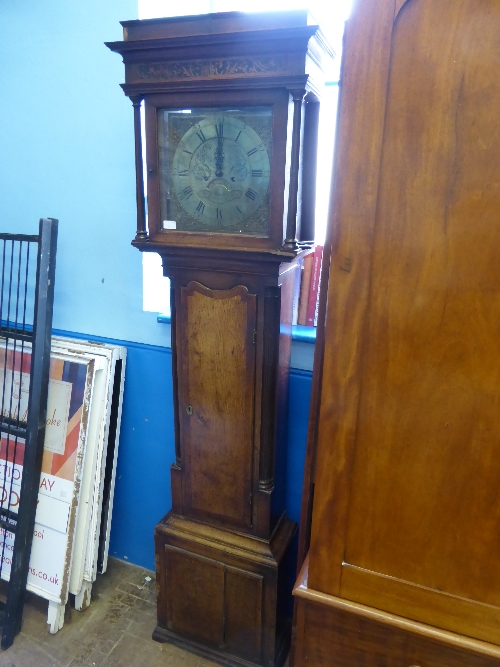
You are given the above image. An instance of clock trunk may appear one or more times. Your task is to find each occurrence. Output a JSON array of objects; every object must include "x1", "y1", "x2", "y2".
[{"x1": 160, "y1": 251, "x2": 299, "y2": 667}]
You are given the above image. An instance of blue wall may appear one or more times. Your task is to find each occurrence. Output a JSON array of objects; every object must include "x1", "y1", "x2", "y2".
[
  {"x1": 1, "y1": 0, "x2": 314, "y2": 574},
  {"x1": 106, "y1": 341, "x2": 175, "y2": 569}
]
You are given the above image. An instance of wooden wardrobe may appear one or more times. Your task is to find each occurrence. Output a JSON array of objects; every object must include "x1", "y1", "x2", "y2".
[{"x1": 292, "y1": 0, "x2": 500, "y2": 664}]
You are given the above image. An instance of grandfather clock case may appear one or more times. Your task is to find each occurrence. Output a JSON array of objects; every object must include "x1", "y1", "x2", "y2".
[{"x1": 106, "y1": 12, "x2": 333, "y2": 667}]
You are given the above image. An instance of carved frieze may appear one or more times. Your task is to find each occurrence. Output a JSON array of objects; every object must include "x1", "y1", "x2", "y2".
[{"x1": 134, "y1": 56, "x2": 288, "y2": 82}]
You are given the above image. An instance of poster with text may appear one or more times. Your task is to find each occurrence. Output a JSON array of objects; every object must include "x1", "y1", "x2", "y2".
[{"x1": 0, "y1": 345, "x2": 90, "y2": 602}]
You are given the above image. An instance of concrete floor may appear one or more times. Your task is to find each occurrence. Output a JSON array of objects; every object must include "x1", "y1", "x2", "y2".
[{"x1": 0, "y1": 558, "x2": 220, "y2": 667}]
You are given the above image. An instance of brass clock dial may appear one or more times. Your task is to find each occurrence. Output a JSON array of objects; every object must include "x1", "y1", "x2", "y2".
[{"x1": 158, "y1": 107, "x2": 272, "y2": 236}]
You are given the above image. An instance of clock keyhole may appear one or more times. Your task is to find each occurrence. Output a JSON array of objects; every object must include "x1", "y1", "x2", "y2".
[{"x1": 186, "y1": 406, "x2": 193, "y2": 416}]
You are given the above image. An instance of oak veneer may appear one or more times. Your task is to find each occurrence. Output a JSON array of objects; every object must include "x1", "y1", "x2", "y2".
[
  {"x1": 179, "y1": 283, "x2": 257, "y2": 530},
  {"x1": 155, "y1": 513, "x2": 296, "y2": 667},
  {"x1": 108, "y1": 13, "x2": 334, "y2": 667}
]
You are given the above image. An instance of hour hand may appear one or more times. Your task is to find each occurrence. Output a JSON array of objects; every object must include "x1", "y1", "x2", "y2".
[{"x1": 214, "y1": 135, "x2": 224, "y2": 178}]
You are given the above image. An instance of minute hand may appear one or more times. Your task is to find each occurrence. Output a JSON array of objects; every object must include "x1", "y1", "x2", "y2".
[{"x1": 214, "y1": 135, "x2": 224, "y2": 178}]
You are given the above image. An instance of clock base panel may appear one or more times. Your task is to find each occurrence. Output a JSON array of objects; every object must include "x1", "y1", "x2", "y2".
[
  {"x1": 154, "y1": 512, "x2": 296, "y2": 667},
  {"x1": 152, "y1": 623, "x2": 290, "y2": 667}
]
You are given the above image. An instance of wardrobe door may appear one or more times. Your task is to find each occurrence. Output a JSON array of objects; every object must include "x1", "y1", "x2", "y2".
[{"x1": 309, "y1": 0, "x2": 500, "y2": 646}]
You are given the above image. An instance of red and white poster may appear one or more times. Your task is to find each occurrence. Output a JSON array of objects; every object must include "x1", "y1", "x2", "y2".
[{"x1": 0, "y1": 347, "x2": 92, "y2": 602}]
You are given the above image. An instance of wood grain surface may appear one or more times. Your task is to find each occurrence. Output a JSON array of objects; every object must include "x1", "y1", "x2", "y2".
[
  {"x1": 344, "y1": 0, "x2": 500, "y2": 615},
  {"x1": 293, "y1": 557, "x2": 500, "y2": 666},
  {"x1": 180, "y1": 282, "x2": 256, "y2": 529},
  {"x1": 306, "y1": 0, "x2": 500, "y2": 650},
  {"x1": 294, "y1": 564, "x2": 500, "y2": 667},
  {"x1": 307, "y1": 0, "x2": 398, "y2": 595},
  {"x1": 155, "y1": 513, "x2": 296, "y2": 667},
  {"x1": 340, "y1": 564, "x2": 500, "y2": 646},
  {"x1": 111, "y1": 11, "x2": 332, "y2": 665}
]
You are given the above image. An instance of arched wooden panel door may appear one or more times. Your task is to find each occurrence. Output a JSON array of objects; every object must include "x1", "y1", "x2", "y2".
[
  {"x1": 178, "y1": 282, "x2": 256, "y2": 531},
  {"x1": 308, "y1": 0, "x2": 500, "y2": 646}
]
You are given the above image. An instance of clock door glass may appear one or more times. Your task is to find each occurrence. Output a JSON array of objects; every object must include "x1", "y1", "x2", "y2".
[{"x1": 157, "y1": 107, "x2": 272, "y2": 236}]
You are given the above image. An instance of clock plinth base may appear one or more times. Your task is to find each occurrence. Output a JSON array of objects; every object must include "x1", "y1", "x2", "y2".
[
  {"x1": 152, "y1": 623, "x2": 290, "y2": 667},
  {"x1": 153, "y1": 512, "x2": 296, "y2": 667}
]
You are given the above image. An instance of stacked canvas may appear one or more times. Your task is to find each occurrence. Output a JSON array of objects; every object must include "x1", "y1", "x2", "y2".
[{"x1": 0, "y1": 336, "x2": 126, "y2": 633}]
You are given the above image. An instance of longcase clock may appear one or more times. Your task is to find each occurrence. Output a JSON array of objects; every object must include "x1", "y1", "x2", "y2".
[{"x1": 106, "y1": 12, "x2": 333, "y2": 667}]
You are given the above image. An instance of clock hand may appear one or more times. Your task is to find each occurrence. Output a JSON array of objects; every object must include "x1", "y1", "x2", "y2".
[{"x1": 214, "y1": 134, "x2": 224, "y2": 178}]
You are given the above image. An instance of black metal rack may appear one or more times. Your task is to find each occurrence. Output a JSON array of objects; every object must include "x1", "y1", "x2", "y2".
[{"x1": 0, "y1": 219, "x2": 58, "y2": 649}]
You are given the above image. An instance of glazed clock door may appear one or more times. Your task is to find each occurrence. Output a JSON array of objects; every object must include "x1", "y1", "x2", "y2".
[
  {"x1": 309, "y1": 0, "x2": 500, "y2": 649},
  {"x1": 178, "y1": 281, "x2": 257, "y2": 530},
  {"x1": 158, "y1": 107, "x2": 272, "y2": 235}
]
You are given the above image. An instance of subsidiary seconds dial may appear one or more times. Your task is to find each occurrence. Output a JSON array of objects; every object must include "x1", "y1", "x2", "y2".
[{"x1": 171, "y1": 115, "x2": 271, "y2": 228}]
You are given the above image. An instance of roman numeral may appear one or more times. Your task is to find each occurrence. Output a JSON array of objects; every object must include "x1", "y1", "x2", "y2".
[
  {"x1": 196, "y1": 129, "x2": 206, "y2": 143},
  {"x1": 236, "y1": 206, "x2": 243, "y2": 217},
  {"x1": 245, "y1": 188, "x2": 257, "y2": 201},
  {"x1": 195, "y1": 201, "x2": 205, "y2": 215},
  {"x1": 178, "y1": 170, "x2": 188, "y2": 177},
  {"x1": 235, "y1": 130, "x2": 242, "y2": 142},
  {"x1": 180, "y1": 186, "x2": 193, "y2": 200},
  {"x1": 216, "y1": 208, "x2": 223, "y2": 220},
  {"x1": 251, "y1": 170, "x2": 263, "y2": 178},
  {"x1": 183, "y1": 150, "x2": 193, "y2": 155},
  {"x1": 215, "y1": 122, "x2": 224, "y2": 137},
  {"x1": 247, "y1": 147, "x2": 258, "y2": 157}
]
